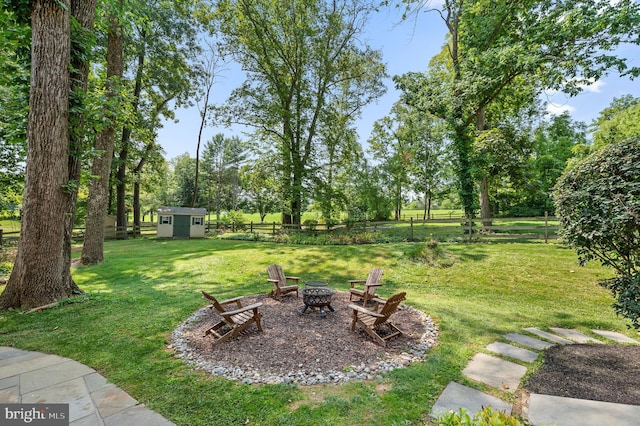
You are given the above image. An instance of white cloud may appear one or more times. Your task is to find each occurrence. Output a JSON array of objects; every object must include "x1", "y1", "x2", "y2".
[
  {"x1": 546, "y1": 103, "x2": 575, "y2": 116},
  {"x1": 579, "y1": 79, "x2": 605, "y2": 93}
]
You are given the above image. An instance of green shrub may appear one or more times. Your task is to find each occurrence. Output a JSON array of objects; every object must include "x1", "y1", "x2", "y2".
[
  {"x1": 436, "y1": 407, "x2": 528, "y2": 426},
  {"x1": 407, "y1": 240, "x2": 457, "y2": 268},
  {"x1": 222, "y1": 210, "x2": 247, "y2": 231},
  {"x1": 0, "y1": 261, "x2": 12, "y2": 276},
  {"x1": 303, "y1": 219, "x2": 318, "y2": 233},
  {"x1": 553, "y1": 138, "x2": 640, "y2": 329}
]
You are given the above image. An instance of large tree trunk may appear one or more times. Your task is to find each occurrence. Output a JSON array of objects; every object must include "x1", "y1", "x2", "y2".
[
  {"x1": 0, "y1": 0, "x2": 72, "y2": 309},
  {"x1": 81, "y1": 8, "x2": 124, "y2": 263},
  {"x1": 64, "y1": 0, "x2": 97, "y2": 275}
]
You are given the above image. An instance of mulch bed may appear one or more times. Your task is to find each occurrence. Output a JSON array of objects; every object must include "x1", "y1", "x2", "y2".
[
  {"x1": 525, "y1": 344, "x2": 640, "y2": 405},
  {"x1": 171, "y1": 291, "x2": 437, "y2": 380}
]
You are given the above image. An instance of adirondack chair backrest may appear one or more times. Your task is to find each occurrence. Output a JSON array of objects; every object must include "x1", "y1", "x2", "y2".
[
  {"x1": 202, "y1": 291, "x2": 225, "y2": 313},
  {"x1": 374, "y1": 292, "x2": 406, "y2": 326},
  {"x1": 267, "y1": 264, "x2": 286, "y2": 284},
  {"x1": 366, "y1": 268, "x2": 383, "y2": 286}
]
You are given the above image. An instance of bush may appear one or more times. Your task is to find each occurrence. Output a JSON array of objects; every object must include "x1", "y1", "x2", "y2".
[
  {"x1": 436, "y1": 407, "x2": 528, "y2": 426},
  {"x1": 222, "y1": 210, "x2": 246, "y2": 231},
  {"x1": 406, "y1": 240, "x2": 457, "y2": 268},
  {"x1": 553, "y1": 138, "x2": 640, "y2": 329}
]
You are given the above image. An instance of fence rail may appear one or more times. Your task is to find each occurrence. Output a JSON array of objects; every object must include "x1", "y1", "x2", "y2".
[
  {"x1": 205, "y1": 214, "x2": 560, "y2": 243},
  {"x1": 0, "y1": 215, "x2": 560, "y2": 246}
]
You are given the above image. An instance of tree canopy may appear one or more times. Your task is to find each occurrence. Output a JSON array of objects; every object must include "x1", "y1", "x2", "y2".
[{"x1": 215, "y1": 0, "x2": 387, "y2": 224}]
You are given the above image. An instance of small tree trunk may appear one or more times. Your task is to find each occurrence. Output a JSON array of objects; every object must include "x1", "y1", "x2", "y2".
[{"x1": 479, "y1": 175, "x2": 492, "y2": 227}]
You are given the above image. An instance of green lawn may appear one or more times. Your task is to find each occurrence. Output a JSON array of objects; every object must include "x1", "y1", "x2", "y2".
[{"x1": 0, "y1": 238, "x2": 632, "y2": 425}]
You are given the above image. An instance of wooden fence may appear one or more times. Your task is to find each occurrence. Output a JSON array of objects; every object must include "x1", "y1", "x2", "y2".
[
  {"x1": 0, "y1": 215, "x2": 559, "y2": 246},
  {"x1": 206, "y1": 214, "x2": 559, "y2": 243}
]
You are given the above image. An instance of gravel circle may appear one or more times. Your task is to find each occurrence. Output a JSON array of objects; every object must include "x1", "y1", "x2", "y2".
[{"x1": 169, "y1": 291, "x2": 438, "y2": 385}]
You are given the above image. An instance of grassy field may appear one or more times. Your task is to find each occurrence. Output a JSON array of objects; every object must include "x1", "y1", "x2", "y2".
[{"x1": 0, "y1": 238, "x2": 632, "y2": 425}]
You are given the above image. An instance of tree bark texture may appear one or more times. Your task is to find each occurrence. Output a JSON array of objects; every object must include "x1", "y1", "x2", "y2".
[
  {"x1": 81, "y1": 8, "x2": 124, "y2": 263},
  {"x1": 1, "y1": 0, "x2": 71, "y2": 309},
  {"x1": 479, "y1": 175, "x2": 492, "y2": 227}
]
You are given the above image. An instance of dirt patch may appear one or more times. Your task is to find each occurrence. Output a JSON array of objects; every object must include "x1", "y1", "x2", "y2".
[
  {"x1": 171, "y1": 291, "x2": 437, "y2": 384},
  {"x1": 524, "y1": 344, "x2": 640, "y2": 405}
]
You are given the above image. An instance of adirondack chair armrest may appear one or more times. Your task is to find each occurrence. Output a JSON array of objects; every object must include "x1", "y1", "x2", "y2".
[
  {"x1": 219, "y1": 296, "x2": 244, "y2": 308},
  {"x1": 348, "y1": 303, "x2": 385, "y2": 318},
  {"x1": 223, "y1": 302, "x2": 263, "y2": 317},
  {"x1": 267, "y1": 279, "x2": 279, "y2": 284},
  {"x1": 349, "y1": 279, "x2": 366, "y2": 287},
  {"x1": 367, "y1": 283, "x2": 383, "y2": 288},
  {"x1": 285, "y1": 276, "x2": 299, "y2": 283}
]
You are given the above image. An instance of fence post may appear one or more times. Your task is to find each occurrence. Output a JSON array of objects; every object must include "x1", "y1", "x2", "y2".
[
  {"x1": 410, "y1": 217, "x2": 414, "y2": 241},
  {"x1": 250, "y1": 221, "x2": 253, "y2": 233},
  {"x1": 468, "y1": 215, "x2": 473, "y2": 243},
  {"x1": 0, "y1": 228, "x2": 2, "y2": 246},
  {"x1": 544, "y1": 211, "x2": 548, "y2": 244},
  {"x1": 272, "y1": 222, "x2": 276, "y2": 235}
]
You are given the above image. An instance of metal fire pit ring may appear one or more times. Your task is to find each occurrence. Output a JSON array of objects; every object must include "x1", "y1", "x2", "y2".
[{"x1": 298, "y1": 287, "x2": 336, "y2": 318}]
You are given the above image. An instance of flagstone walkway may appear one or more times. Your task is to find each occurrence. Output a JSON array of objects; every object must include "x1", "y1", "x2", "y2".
[
  {"x1": 431, "y1": 327, "x2": 640, "y2": 425},
  {"x1": 0, "y1": 347, "x2": 174, "y2": 426}
]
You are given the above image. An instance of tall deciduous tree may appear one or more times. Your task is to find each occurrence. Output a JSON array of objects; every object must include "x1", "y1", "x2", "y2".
[
  {"x1": 398, "y1": 0, "x2": 640, "y2": 220},
  {"x1": 239, "y1": 155, "x2": 279, "y2": 223},
  {"x1": 201, "y1": 133, "x2": 247, "y2": 219},
  {"x1": 81, "y1": 0, "x2": 124, "y2": 263},
  {"x1": 1, "y1": 0, "x2": 72, "y2": 308},
  {"x1": 216, "y1": 0, "x2": 386, "y2": 225}
]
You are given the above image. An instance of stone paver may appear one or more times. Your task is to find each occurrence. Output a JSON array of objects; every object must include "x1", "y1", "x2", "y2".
[
  {"x1": 550, "y1": 327, "x2": 602, "y2": 343},
  {"x1": 22, "y1": 376, "x2": 96, "y2": 423},
  {"x1": 431, "y1": 382, "x2": 512, "y2": 418},
  {"x1": 504, "y1": 333, "x2": 554, "y2": 350},
  {"x1": 528, "y1": 393, "x2": 640, "y2": 426},
  {"x1": 20, "y1": 359, "x2": 95, "y2": 393},
  {"x1": 104, "y1": 404, "x2": 175, "y2": 426},
  {"x1": 433, "y1": 329, "x2": 640, "y2": 425},
  {"x1": 591, "y1": 330, "x2": 640, "y2": 344},
  {"x1": 92, "y1": 384, "x2": 138, "y2": 418},
  {"x1": 0, "y1": 352, "x2": 68, "y2": 379},
  {"x1": 0, "y1": 347, "x2": 175, "y2": 426},
  {"x1": 523, "y1": 327, "x2": 574, "y2": 345},
  {"x1": 462, "y1": 353, "x2": 527, "y2": 391},
  {"x1": 487, "y1": 342, "x2": 539, "y2": 363}
]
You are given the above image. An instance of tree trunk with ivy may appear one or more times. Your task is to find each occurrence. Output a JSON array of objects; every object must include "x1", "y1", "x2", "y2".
[
  {"x1": 0, "y1": 0, "x2": 72, "y2": 309},
  {"x1": 81, "y1": 4, "x2": 123, "y2": 264}
]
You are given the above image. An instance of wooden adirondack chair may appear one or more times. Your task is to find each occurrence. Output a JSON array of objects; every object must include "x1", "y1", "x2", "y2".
[
  {"x1": 349, "y1": 292, "x2": 406, "y2": 347},
  {"x1": 266, "y1": 264, "x2": 299, "y2": 299},
  {"x1": 201, "y1": 291, "x2": 263, "y2": 345},
  {"x1": 349, "y1": 267, "x2": 383, "y2": 306}
]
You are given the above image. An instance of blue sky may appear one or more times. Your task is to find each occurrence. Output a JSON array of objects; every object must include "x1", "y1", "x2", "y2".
[{"x1": 156, "y1": 5, "x2": 640, "y2": 161}]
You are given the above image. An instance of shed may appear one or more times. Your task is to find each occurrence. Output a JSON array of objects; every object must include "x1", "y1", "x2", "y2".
[{"x1": 157, "y1": 207, "x2": 207, "y2": 238}]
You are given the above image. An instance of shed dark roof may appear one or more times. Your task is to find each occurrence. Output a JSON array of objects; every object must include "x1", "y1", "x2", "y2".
[{"x1": 157, "y1": 206, "x2": 206, "y2": 215}]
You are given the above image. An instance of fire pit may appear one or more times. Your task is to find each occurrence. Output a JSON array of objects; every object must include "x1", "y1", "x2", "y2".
[{"x1": 299, "y1": 287, "x2": 336, "y2": 318}]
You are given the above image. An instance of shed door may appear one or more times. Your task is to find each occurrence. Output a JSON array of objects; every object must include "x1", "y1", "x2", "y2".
[{"x1": 173, "y1": 215, "x2": 191, "y2": 237}]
